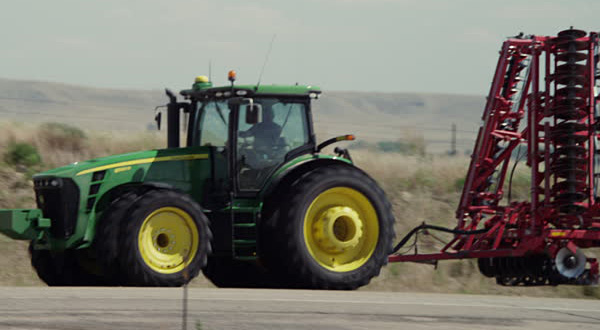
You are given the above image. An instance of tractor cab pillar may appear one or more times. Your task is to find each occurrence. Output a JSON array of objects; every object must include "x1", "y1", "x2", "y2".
[{"x1": 164, "y1": 89, "x2": 191, "y2": 148}]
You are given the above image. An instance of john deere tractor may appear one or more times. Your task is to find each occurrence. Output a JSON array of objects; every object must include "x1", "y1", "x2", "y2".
[{"x1": 0, "y1": 72, "x2": 395, "y2": 289}]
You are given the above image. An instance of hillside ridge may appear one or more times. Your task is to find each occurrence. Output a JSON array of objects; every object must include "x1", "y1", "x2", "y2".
[{"x1": 0, "y1": 77, "x2": 485, "y2": 152}]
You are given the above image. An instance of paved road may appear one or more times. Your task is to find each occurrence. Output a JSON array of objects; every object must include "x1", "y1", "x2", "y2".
[{"x1": 0, "y1": 287, "x2": 599, "y2": 330}]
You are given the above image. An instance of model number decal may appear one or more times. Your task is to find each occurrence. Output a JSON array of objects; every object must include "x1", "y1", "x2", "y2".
[{"x1": 114, "y1": 166, "x2": 132, "y2": 174}]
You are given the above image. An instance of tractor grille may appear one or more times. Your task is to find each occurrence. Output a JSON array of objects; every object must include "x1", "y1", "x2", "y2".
[{"x1": 33, "y1": 177, "x2": 80, "y2": 238}]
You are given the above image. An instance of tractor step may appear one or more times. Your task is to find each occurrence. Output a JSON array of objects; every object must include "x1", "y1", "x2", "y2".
[
  {"x1": 227, "y1": 200, "x2": 261, "y2": 260},
  {"x1": 233, "y1": 223, "x2": 256, "y2": 228},
  {"x1": 233, "y1": 224, "x2": 258, "y2": 259}
]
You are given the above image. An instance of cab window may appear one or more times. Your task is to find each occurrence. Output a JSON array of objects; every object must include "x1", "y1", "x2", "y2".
[
  {"x1": 196, "y1": 100, "x2": 230, "y2": 147},
  {"x1": 236, "y1": 98, "x2": 309, "y2": 190}
]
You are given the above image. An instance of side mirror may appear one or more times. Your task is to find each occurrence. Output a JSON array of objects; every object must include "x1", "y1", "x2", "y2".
[
  {"x1": 227, "y1": 97, "x2": 261, "y2": 124},
  {"x1": 155, "y1": 112, "x2": 162, "y2": 130},
  {"x1": 246, "y1": 104, "x2": 262, "y2": 124}
]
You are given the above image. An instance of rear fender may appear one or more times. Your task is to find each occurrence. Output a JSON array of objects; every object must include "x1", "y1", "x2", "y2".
[{"x1": 261, "y1": 157, "x2": 353, "y2": 213}]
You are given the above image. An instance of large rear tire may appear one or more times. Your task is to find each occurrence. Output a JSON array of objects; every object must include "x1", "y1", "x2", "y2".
[
  {"x1": 268, "y1": 165, "x2": 395, "y2": 290},
  {"x1": 118, "y1": 190, "x2": 212, "y2": 286},
  {"x1": 268, "y1": 165, "x2": 394, "y2": 289}
]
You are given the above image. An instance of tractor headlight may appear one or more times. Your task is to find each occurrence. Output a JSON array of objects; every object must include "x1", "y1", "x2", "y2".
[{"x1": 34, "y1": 177, "x2": 63, "y2": 188}]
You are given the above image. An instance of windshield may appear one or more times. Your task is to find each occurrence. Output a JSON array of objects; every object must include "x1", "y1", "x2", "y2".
[
  {"x1": 237, "y1": 97, "x2": 309, "y2": 190},
  {"x1": 238, "y1": 98, "x2": 309, "y2": 151},
  {"x1": 193, "y1": 97, "x2": 310, "y2": 150},
  {"x1": 193, "y1": 96, "x2": 311, "y2": 190}
]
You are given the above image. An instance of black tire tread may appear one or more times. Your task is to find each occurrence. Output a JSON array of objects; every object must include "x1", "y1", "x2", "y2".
[
  {"x1": 270, "y1": 165, "x2": 395, "y2": 290},
  {"x1": 29, "y1": 243, "x2": 106, "y2": 286},
  {"x1": 94, "y1": 192, "x2": 139, "y2": 285},
  {"x1": 118, "y1": 189, "x2": 212, "y2": 287}
]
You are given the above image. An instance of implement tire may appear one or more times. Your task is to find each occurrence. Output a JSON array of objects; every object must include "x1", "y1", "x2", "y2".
[
  {"x1": 268, "y1": 165, "x2": 395, "y2": 290},
  {"x1": 118, "y1": 190, "x2": 211, "y2": 286}
]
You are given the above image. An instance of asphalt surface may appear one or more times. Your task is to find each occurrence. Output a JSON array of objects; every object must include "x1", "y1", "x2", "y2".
[{"x1": 0, "y1": 287, "x2": 599, "y2": 330}]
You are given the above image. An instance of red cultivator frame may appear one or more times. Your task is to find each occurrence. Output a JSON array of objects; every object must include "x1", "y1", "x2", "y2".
[{"x1": 389, "y1": 28, "x2": 600, "y2": 286}]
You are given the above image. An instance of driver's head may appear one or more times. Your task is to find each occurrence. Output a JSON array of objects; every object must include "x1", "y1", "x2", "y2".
[{"x1": 262, "y1": 107, "x2": 274, "y2": 122}]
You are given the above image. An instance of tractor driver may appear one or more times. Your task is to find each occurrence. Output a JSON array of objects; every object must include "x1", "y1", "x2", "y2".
[
  {"x1": 237, "y1": 101, "x2": 287, "y2": 188},
  {"x1": 239, "y1": 105, "x2": 282, "y2": 153}
]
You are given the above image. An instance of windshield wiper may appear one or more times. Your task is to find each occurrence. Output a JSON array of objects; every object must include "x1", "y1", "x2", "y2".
[
  {"x1": 281, "y1": 104, "x2": 293, "y2": 129},
  {"x1": 213, "y1": 101, "x2": 227, "y2": 125}
]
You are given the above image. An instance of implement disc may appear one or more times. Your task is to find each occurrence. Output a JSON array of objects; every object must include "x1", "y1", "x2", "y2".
[
  {"x1": 557, "y1": 28, "x2": 587, "y2": 39},
  {"x1": 556, "y1": 51, "x2": 587, "y2": 62}
]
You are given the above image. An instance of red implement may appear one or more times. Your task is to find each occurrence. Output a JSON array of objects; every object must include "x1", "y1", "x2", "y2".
[{"x1": 389, "y1": 29, "x2": 600, "y2": 286}]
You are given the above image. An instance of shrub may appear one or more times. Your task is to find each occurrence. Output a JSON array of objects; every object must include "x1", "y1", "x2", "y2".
[
  {"x1": 454, "y1": 177, "x2": 466, "y2": 192},
  {"x1": 348, "y1": 140, "x2": 371, "y2": 150},
  {"x1": 377, "y1": 140, "x2": 421, "y2": 154},
  {"x1": 413, "y1": 168, "x2": 437, "y2": 190},
  {"x1": 582, "y1": 286, "x2": 600, "y2": 299},
  {"x1": 351, "y1": 139, "x2": 426, "y2": 155},
  {"x1": 37, "y1": 122, "x2": 87, "y2": 151},
  {"x1": 4, "y1": 142, "x2": 42, "y2": 167}
]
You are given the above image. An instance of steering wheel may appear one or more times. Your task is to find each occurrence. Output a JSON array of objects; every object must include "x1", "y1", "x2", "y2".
[{"x1": 238, "y1": 136, "x2": 261, "y2": 169}]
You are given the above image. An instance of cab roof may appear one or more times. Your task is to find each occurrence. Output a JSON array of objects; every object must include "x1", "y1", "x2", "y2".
[{"x1": 180, "y1": 84, "x2": 322, "y2": 99}]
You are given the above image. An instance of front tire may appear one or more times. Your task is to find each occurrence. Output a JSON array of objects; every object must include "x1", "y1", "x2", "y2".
[
  {"x1": 269, "y1": 165, "x2": 395, "y2": 289},
  {"x1": 94, "y1": 192, "x2": 139, "y2": 285},
  {"x1": 29, "y1": 243, "x2": 106, "y2": 286},
  {"x1": 118, "y1": 190, "x2": 211, "y2": 286}
]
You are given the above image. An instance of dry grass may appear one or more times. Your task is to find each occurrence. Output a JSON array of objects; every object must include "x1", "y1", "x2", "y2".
[
  {"x1": 0, "y1": 121, "x2": 164, "y2": 169},
  {"x1": 0, "y1": 122, "x2": 598, "y2": 298}
]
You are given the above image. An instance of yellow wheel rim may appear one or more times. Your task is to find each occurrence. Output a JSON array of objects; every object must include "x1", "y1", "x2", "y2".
[
  {"x1": 137, "y1": 207, "x2": 199, "y2": 274},
  {"x1": 303, "y1": 187, "x2": 379, "y2": 272}
]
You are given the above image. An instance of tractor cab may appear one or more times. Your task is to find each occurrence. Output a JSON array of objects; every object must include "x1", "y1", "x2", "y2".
[{"x1": 161, "y1": 72, "x2": 322, "y2": 195}]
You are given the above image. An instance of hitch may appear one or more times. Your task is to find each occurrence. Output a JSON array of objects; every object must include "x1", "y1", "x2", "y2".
[{"x1": 0, "y1": 209, "x2": 50, "y2": 240}]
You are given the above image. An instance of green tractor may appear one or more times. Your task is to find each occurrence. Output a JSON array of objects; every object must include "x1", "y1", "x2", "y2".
[{"x1": 0, "y1": 73, "x2": 395, "y2": 289}]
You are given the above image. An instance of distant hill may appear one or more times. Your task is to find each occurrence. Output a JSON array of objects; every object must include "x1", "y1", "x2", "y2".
[
  {"x1": 0, "y1": 78, "x2": 485, "y2": 153},
  {"x1": 314, "y1": 91, "x2": 483, "y2": 153},
  {"x1": 0, "y1": 78, "x2": 163, "y2": 131}
]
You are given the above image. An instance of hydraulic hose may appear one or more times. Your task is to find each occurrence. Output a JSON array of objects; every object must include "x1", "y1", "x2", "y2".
[{"x1": 391, "y1": 223, "x2": 490, "y2": 254}]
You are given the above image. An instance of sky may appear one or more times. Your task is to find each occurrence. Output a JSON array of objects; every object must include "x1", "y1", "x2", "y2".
[{"x1": 1, "y1": 0, "x2": 599, "y2": 95}]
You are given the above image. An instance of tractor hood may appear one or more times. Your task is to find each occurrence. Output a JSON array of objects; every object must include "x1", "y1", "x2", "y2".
[
  {"x1": 35, "y1": 146, "x2": 211, "y2": 180},
  {"x1": 35, "y1": 149, "x2": 160, "y2": 179}
]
